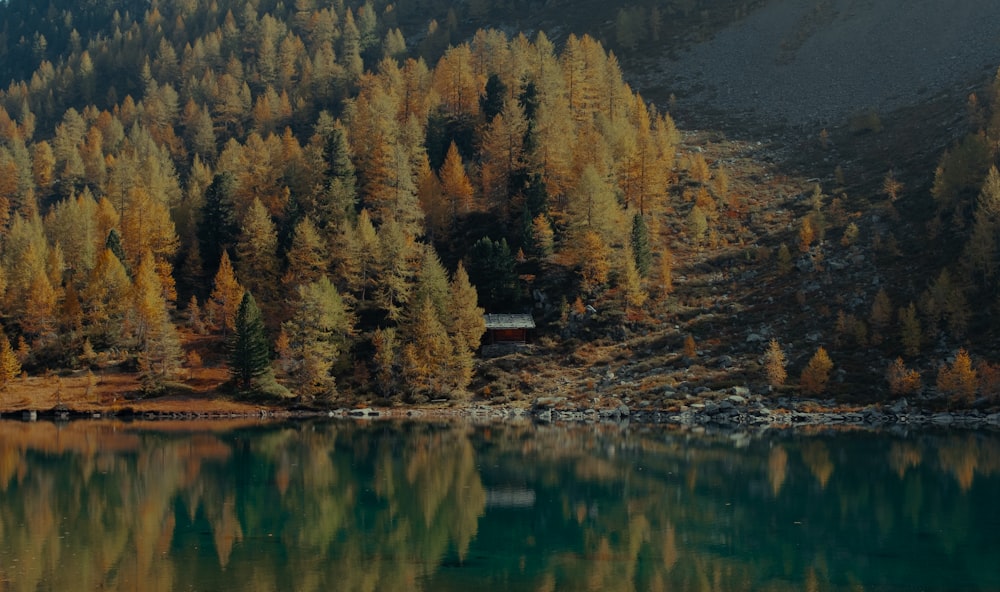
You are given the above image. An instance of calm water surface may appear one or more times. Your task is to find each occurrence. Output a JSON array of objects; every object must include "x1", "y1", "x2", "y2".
[{"x1": 1, "y1": 419, "x2": 999, "y2": 592}]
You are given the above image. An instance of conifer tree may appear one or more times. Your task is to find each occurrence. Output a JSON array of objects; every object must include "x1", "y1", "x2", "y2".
[
  {"x1": 438, "y1": 141, "x2": 475, "y2": 225},
  {"x1": 800, "y1": 347, "x2": 834, "y2": 395},
  {"x1": 372, "y1": 327, "x2": 397, "y2": 396},
  {"x1": 937, "y1": 348, "x2": 977, "y2": 404},
  {"x1": 763, "y1": 339, "x2": 787, "y2": 387},
  {"x1": 448, "y1": 261, "x2": 486, "y2": 354},
  {"x1": 208, "y1": 251, "x2": 244, "y2": 335},
  {"x1": 886, "y1": 358, "x2": 922, "y2": 396},
  {"x1": 200, "y1": 172, "x2": 240, "y2": 277},
  {"x1": 282, "y1": 276, "x2": 353, "y2": 400},
  {"x1": 236, "y1": 197, "x2": 280, "y2": 306},
  {"x1": 130, "y1": 252, "x2": 183, "y2": 391},
  {"x1": 466, "y1": 237, "x2": 518, "y2": 310},
  {"x1": 899, "y1": 302, "x2": 921, "y2": 357},
  {"x1": 0, "y1": 327, "x2": 20, "y2": 390},
  {"x1": 414, "y1": 246, "x2": 451, "y2": 320},
  {"x1": 401, "y1": 296, "x2": 457, "y2": 398},
  {"x1": 229, "y1": 291, "x2": 272, "y2": 392},
  {"x1": 82, "y1": 248, "x2": 132, "y2": 346},
  {"x1": 630, "y1": 213, "x2": 652, "y2": 277}
]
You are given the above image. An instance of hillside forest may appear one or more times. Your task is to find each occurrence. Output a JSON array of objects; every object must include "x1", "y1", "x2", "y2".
[{"x1": 0, "y1": 0, "x2": 999, "y2": 406}]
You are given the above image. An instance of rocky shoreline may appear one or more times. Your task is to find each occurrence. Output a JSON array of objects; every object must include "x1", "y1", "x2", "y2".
[{"x1": 5, "y1": 393, "x2": 1000, "y2": 432}]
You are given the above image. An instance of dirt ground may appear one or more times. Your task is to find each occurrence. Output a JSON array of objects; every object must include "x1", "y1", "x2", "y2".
[{"x1": 0, "y1": 366, "x2": 271, "y2": 416}]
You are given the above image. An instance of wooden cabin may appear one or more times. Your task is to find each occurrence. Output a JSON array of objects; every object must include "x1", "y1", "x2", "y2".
[{"x1": 483, "y1": 313, "x2": 535, "y2": 346}]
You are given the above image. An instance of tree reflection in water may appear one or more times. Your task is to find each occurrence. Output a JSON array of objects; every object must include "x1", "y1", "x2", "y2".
[{"x1": 1, "y1": 420, "x2": 999, "y2": 592}]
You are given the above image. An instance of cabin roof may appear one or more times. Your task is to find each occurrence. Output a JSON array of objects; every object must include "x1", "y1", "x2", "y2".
[{"x1": 484, "y1": 313, "x2": 535, "y2": 330}]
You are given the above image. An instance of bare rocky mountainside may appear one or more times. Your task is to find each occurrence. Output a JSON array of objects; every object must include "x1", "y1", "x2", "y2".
[{"x1": 642, "y1": 0, "x2": 1000, "y2": 128}]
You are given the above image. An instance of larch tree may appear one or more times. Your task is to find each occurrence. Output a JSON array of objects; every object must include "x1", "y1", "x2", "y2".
[
  {"x1": 479, "y1": 97, "x2": 528, "y2": 219},
  {"x1": 937, "y1": 349, "x2": 978, "y2": 404},
  {"x1": 236, "y1": 197, "x2": 281, "y2": 307},
  {"x1": 282, "y1": 275, "x2": 353, "y2": 400},
  {"x1": 82, "y1": 248, "x2": 132, "y2": 346},
  {"x1": 283, "y1": 217, "x2": 329, "y2": 291},
  {"x1": 447, "y1": 261, "x2": 486, "y2": 353},
  {"x1": 207, "y1": 251, "x2": 244, "y2": 335},
  {"x1": 575, "y1": 230, "x2": 611, "y2": 296},
  {"x1": 371, "y1": 326, "x2": 398, "y2": 396},
  {"x1": 413, "y1": 246, "x2": 451, "y2": 320},
  {"x1": 129, "y1": 252, "x2": 183, "y2": 391},
  {"x1": 763, "y1": 339, "x2": 787, "y2": 387},
  {"x1": 568, "y1": 164, "x2": 623, "y2": 245},
  {"x1": 0, "y1": 326, "x2": 20, "y2": 390},
  {"x1": 886, "y1": 358, "x2": 922, "y2": 397},
  {"x1": 401, "y1": 296, "x2": 458, "y2": 399},
  {"x1": 962, "y1": 166, "x2": 1000, "y2": 285},
  {"x1": 438, "y1": 141, "x2": 475, "y2": 226},
  {"x1": 800, "y1": 347, "x2": 834, "y2": 395}
]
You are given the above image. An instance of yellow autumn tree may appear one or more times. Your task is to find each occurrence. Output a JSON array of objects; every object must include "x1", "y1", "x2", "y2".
[
  {"x1": 764, "y1": 339, "x2": 787, "y2": 387},
  {"x1": 800, "y1": 347, "x2": 833, "y2": 395},
  {"x1": 0, "y1": 327, "x2": 21, "y2": 390},
  {"x1": 937, "y1": 349, "x2": 977, "y2": 404},
  {"x1": 886, "y1": 358, "x2": 922, "y2": 397},
  {"x1": 207, "y1": 251, "x2": 244, "y2": 335}
]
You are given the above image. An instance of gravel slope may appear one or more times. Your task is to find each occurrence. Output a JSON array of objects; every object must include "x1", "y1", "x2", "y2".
[{"x1": 659, "y1": 0, "x2": 1000, "y2": 127}]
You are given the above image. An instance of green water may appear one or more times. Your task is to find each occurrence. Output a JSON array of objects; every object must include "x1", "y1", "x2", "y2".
[{"x1": 1, "y1": 420, "x2": 999, "y2": 592}]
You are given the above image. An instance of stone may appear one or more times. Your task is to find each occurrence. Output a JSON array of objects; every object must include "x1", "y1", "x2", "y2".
[{"x1": 931, "y1": 413, "x2": 954, "y2": 425}]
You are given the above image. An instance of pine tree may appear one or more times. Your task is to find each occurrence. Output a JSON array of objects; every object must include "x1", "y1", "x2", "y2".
[
  {"x1": 0, "y1": 327, "x2": 21, "y2": 390},
  {"x1": 200, "y1": 172, "x2": 240, "y2": 277},
  {"x1": 630, "y1": 213, "x2": 652, "y2": 277},
  {"x1": 764, "y1": 339, "x2": 787, "y2": 387},
  {"x1": 800, "y1": 347, "x2": 834, "y2": 395},
  {"x1": 229, "y1": 291, "x2": 272, "y2": 392}
]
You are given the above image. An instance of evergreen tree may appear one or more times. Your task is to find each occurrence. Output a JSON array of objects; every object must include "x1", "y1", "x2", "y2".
[
  {"x1": 199, "y1": 172, "x2": 240, "y2": 278},
  {"x1": 229, "y1": 291, "x2": 272, "y2": 392},
  {"x1": 630, "y1": 213, "x2": 652, "y2": 277},
  {"x1": 466, "y1": 237, "x2": 518, "y2": 311}
]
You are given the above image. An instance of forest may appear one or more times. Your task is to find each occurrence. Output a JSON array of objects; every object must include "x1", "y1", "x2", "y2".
[{"x1": 1, "y1": 0, "x2": 999, "y2": 407}]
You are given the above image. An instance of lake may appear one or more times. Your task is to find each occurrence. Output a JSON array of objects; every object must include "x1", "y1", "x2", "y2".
[{"x1": 1, "y1": 419, "x2": 999, "y2": 592}]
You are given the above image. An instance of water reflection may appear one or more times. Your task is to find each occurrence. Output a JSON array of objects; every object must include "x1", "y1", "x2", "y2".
[{"x1": 1, "y1": 421, "x2": 999, "y2": 592}]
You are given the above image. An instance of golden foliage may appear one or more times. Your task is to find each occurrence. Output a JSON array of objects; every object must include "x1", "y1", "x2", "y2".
[
  {"x1": 0, "y1": 329, "x2": 21, "y2": 389},
  {"x1": 937, "y1": 349, "x2": 977, "y2": 404},
  {"x1": 800, "y1": 346, "x2": 833, "y2": 395},
  {"x1": 886, "y1": 357, "x2": 922, "y2": 397},
  {"x1": 763, "y1": 339, "x2": 787, "y2": 387}
]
